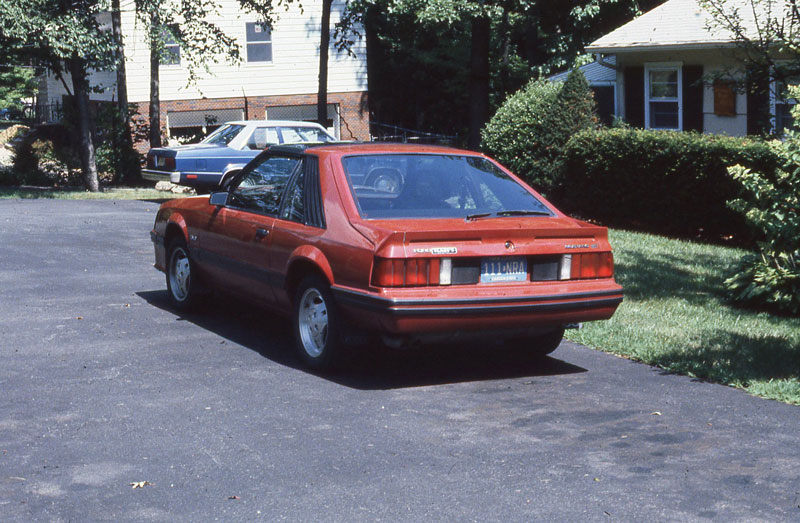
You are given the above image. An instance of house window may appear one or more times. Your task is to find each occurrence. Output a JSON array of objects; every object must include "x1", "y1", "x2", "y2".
[
  {"x1": 162, "y1": 25, "x2": 180, "y2": 66},
  {"x1": 246, "y1": 22, "x2": 273, "y2": 63},
  {"x1": 645, "y1": 64, "x2": 682, "y2": 130},
  {"x1": 772, "y1": 78, "x2": 797, "y2": 135}
]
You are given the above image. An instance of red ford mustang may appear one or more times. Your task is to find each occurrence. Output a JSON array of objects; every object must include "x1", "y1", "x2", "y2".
[{"x1": 150, "y1": 143, "x2": 623, "y2": 369}]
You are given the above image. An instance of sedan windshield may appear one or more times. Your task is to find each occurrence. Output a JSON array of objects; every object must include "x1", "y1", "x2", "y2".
[
  {"x1": 342, "y1": 154, "x2": 553, "y2": 219},
  {"x1": 201, "y1": 124, "x2": 245, "y2": 146}
]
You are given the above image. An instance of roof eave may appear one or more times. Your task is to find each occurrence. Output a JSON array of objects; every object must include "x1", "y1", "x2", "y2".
[{"x1": 587, "y1": 41, "x2": 739, "y2": 54}]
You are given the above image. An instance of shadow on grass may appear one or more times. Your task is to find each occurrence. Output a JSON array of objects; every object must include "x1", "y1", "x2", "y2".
[
  {"x1": 649, "y1": 329, "x2": 800, "y2": 387},
  {"x1": 614, "y1": 247, "x2": 731, "y2": 305},
  {"x1": 137, "y1": 289, "x2": 587, "y2": 390}
]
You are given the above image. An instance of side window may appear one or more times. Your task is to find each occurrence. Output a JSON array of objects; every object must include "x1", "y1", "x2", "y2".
[
  {"x1": 230, "y1": 155, "x2": 301, "y2": 215},
  {"x1": 280, "y1": 169, "x2": 305, "y2": 222},
  {"x1": 246, "y1": 127, "x2": 280, "y2": 150}
]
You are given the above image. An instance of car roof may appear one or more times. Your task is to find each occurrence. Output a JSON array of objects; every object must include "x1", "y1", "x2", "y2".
[
  {"x1": 269, "y1": 142, "x2": 481, "y2": 157},
  {"x1": 223, "y1": 120, "x2": 328, "y2": 127}
]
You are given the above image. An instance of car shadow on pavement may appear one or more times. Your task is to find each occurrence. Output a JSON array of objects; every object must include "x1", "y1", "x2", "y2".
[{"x1": 138, "y1": 290, "x2": 588, "y2": 390}]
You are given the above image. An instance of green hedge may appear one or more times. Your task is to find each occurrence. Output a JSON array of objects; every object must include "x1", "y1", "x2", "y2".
[
  {"x1": 482, "y1": 70, "x2": 596, "y2": 196},
  {"x1": 560, "y1": 128, "x2": 780, "y2": 241}
]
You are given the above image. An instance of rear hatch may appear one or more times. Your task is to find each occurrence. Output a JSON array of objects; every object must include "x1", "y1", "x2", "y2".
[{"x1": 355, "y1": 217, "x2": 614, "y2": 287}]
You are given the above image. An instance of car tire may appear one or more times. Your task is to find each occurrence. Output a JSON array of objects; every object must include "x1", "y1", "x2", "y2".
[
  {"x1": 166, "y1": 236, "x2": 200, "y2": 311},
  {"x1": 293, "y1": 275, "x2": 343, "y2": 371},
  {"x1": 510, "y1": 327, "x2": 565, "y2": 357}
]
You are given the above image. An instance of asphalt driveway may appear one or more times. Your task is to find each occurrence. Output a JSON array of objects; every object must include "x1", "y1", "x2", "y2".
[{"x1": 0, "y1": 199, "x2": 798, "y2": 521}]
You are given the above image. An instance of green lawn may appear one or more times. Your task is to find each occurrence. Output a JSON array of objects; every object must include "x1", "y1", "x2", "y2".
[
  {"x1": 567, "y1": 229, "x2": 800, "y2": 405},
  {"x1": 0, "y1": 186, "x2": 188, "y2": 200}
]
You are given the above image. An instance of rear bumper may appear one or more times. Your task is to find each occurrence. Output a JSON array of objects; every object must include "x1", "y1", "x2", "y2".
[
  {"x1": 142, "y1": 169, "x2": 171, "y2": 183},
  {"x1": 332, "y1": 283, "x2": 623, "y2": 335},
  {"x1": 142, "y1": 169, "x2": 222, "y2": 188}
]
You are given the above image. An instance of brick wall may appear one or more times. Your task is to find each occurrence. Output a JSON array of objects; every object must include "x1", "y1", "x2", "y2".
[{"x1": 133, "y1": 90, "x2": 369, "y2": 152}]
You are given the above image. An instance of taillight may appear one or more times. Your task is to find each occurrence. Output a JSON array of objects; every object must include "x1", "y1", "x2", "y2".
[
  {"x1": 151, "y1": 155, "x2": 176, "y2": 171},
  {"x1": 569, "y1": 252, "x2": 614, "y2": 279},
  {"x1": 372, "y1": 258, "x2": 441, "y2": 287}
]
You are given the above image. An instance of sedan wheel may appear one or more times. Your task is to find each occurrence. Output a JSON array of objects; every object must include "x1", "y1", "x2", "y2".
[{"x1": 293, "y1": 275, "x2": 342, "y2": 370}]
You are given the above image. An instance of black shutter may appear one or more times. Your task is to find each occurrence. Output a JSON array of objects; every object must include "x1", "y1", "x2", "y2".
[
  {"x1": 747, "y1": 72, "x2": 770, "y2": 135},
  {"x1": 624, "y1": 66, "x2": 645, "y2": 128},
  {"x1": 683, "y1": 65, "x2": 704, "y2": 132}
]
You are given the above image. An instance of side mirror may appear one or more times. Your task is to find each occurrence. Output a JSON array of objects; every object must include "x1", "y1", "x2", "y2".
[{"x1": 209, "y1": 192, "x2": 229, "y2": 207}]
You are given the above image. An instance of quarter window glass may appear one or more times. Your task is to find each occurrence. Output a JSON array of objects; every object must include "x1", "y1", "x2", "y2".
[
  {"x1": 280, "y1": 169, "x2": 305, "y2": 222},
  {"x1": 246, "y1": 22, "x2": 273, "y2": 63},
  {"x1": 280, "y1": 127, "x2": 335, "y2": 143},
  {"x1": 231, "y1": 155, "x2": 300, "y2": 214}
]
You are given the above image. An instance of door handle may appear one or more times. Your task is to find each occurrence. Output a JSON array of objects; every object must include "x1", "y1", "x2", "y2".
[{"x1": 255, "y1": 228, "x2": 270, "y2": 240}]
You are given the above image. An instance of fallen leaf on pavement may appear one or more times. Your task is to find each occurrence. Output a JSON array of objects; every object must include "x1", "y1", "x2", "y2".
[
  {"x1": 651, "y1": 412, "x2": 663, "y2": 416},
  {"x1": 130, "y1": 481, "x2": 152, "y2": 489}
]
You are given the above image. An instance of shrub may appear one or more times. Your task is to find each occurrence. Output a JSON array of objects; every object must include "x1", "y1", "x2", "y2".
[
  {"x1": 560, "y1": 128, "x2": 779, "y2": 242},
  {"x1": 9, "y1": 125, "x2": 84, "y2": 186},
  {"x1": 481, "y1": 69, "x2": 596, "y2": 195},
  {"x1": 724, "y1": 88, "x2": 800, "y2": 315}
]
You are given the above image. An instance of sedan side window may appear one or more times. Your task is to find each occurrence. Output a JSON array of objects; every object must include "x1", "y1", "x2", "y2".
[
  {"x1": 230, "y1": 155, "x2": 301, "y2": 215},
  {"x1": 246, "y1": 127, "x2": 280, "y2": 150}
]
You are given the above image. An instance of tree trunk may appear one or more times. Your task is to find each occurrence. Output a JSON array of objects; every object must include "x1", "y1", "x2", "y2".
[
  {"x1": 111, "y1": 0, "x2": 139, "y2": 183},
  {"x1": 468, "y1": 15, "x2": 490, "y2": 150},
  {"x1": 69, "y1": 58, "x2": 100, "y2": 192},
  {"x1": 149, "y1": 11, "x2": 162, "y2": 148},
  {"x1": 317, "y1": 0, "x2": 333, "y2": 130}
]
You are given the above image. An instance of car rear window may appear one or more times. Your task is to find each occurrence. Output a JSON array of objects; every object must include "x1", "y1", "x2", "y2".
[
  {"x1": 341, "y1": 154, "x2": 552, "y2": 219},
  {"x1": 201, "y1": 124, "x2": 245, "y2": 146}
]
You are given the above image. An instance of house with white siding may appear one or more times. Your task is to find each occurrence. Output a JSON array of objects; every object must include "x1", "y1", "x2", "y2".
[
  {"x1": 36, "y1": 0, "x2": 369, "y2": 147},
  {"x1": 582, "y1": 0, "x2": 792, "y2": 136}
]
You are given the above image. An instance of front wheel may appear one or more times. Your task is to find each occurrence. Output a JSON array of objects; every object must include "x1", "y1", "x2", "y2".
[
  {"x1": 166, "y1": 237, "x2": 200, "y2": 311},
  {"x1": 293, "y1": 275, "x2": 343, "y2": 371}
]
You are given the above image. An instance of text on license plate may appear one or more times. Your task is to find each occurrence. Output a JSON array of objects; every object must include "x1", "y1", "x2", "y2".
[{"x1": 480, "y1": 256, "x2": 527, "y2": 283}]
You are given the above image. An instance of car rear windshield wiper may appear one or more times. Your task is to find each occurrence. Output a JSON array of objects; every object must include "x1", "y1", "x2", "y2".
[
  {"x1": 464, "y1": 212, "x2": 492, "y2": 221},
  {"x1": 465, "y1": 210, "x2": 550, "y2": 221}
]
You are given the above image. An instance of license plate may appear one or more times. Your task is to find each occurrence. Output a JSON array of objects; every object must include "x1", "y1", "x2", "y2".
[{"x1": 480, "y1": 256, "x2": 527, "y2": 283}]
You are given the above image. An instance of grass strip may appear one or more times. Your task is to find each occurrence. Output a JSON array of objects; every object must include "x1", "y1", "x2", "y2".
[
  {"x1": 567, "y1": 229, "x2": 800, "y2": 405},
  {"x1": 0, "y1": 186, "x2": 190, "y2": 200}
]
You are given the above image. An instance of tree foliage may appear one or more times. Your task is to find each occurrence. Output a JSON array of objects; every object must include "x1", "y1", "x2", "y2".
[
  {"x1": 726, "y1": 90, "x2": 800, "y2": 315},
  {"x1": 0, "y1": 0, "x2": 117, "y2": 191},
  {"x1": 0, "y1": 66, "x2": 37, "y2": 111},
  {"x1": 481, "y1": 69, "x2": 596, "y2": 195},
  {"x1": 342, "y1": 0, "x2": 662, "y2": 143}
]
